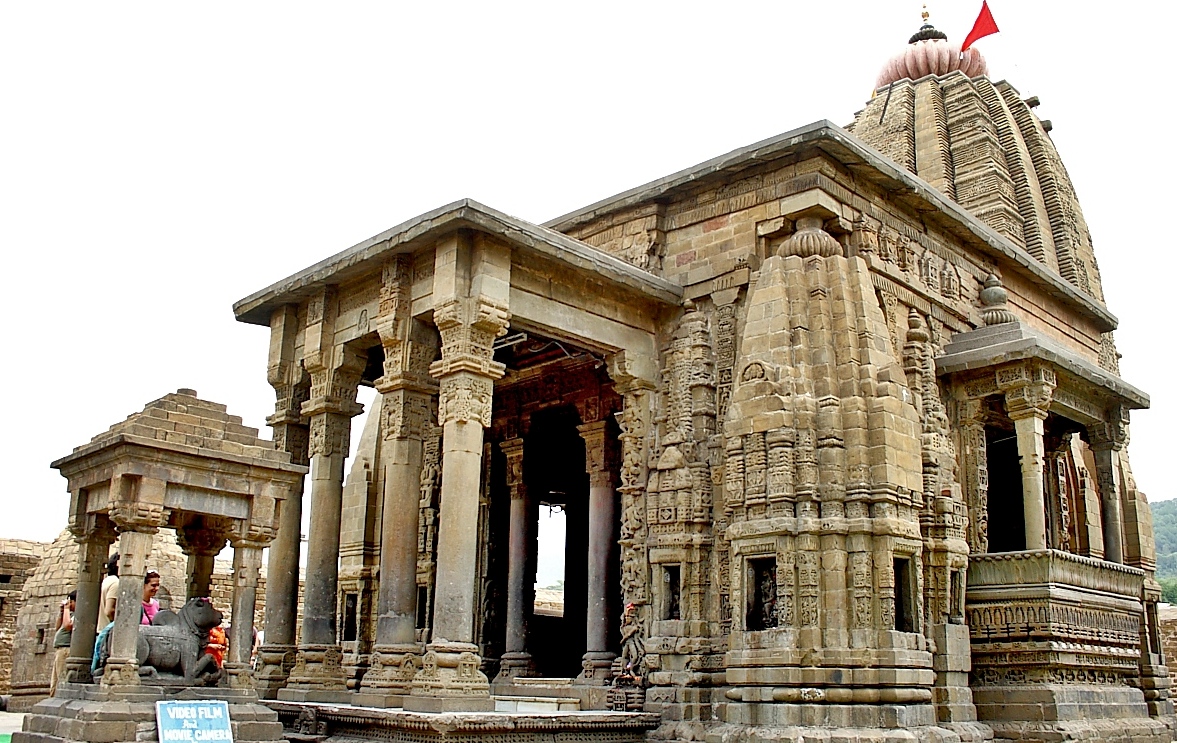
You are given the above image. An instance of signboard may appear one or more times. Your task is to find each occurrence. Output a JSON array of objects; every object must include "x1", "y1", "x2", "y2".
[{"x1": 155, "y1": 700, "x2": 233, "y2": 743}]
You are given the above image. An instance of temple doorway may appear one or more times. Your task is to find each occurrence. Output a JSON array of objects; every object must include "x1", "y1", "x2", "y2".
[
  {"x1": 985, "y1": 422, "x2": 1025, "y2": 552},
  {"x1": 524, "y1": 405, "x2": 588, "y2": 677}
]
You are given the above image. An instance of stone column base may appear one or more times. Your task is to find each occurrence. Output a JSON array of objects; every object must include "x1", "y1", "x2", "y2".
[
  {"x1": 254, "y1": 644, "x2": 297, "y2": 699},
  {"x1": 63, "y1": 656, "x2": 94, "y2": 686},
  {"x1": 358, "y1": 643, "x2": 424, "y2": 705},
  {"x1": 493, "y1": 651, "x2": 537, "y2": 685},
  {"x1": 224, "y1": 661, "x2": 255, "y2": 690},
  {"x1": 278, "y1": 644, "x2": 350, "y2": 702},
  {"x1": 99, "y1": 656, "x2": 141, "y2": 687},
  {"x1": 575, "y1": 651, "x2": 617, "y2": 685},
  {"x1": 403, "y1": 642, "x2": 494, "y2": 712}
]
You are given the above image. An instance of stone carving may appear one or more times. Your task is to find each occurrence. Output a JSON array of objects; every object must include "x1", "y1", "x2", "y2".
[
  {"x1": 308, "y1": 412, "x2": 351, "y2": 458},
  {"x1": 135, "y1": 598, "x2": 224, "y2": 686},
  {"x1": 438, "y1": 373, "x2": 493, "y2": 427},
  {"x1": 612, "y1": 601, "x2": 647, "y2": 709}
]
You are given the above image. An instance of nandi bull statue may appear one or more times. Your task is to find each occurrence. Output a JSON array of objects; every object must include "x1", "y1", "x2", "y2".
[{"x1": 94, "y1": 597, "x2": 224, "y2": 686}]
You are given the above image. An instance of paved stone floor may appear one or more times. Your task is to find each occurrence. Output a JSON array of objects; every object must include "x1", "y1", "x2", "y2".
[{"x1": 0, "y1": 711, "x2": 25, "y2": 737}]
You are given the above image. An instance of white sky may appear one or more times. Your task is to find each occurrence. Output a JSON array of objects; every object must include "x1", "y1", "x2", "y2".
[{"x1": 3, "y1": 1, "x2": 1174, "y2": 543}]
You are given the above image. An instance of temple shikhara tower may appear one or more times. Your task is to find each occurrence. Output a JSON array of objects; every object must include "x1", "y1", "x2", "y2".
[{"x1": 19, "y1": 11, "x2": 1172, "y2": 743}]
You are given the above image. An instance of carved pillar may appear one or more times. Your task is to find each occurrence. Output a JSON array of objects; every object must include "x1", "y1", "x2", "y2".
[
  {"x1": 406, "y1": 234, "x2": 508, "y2": 711},
  {"x1": 1005, "y1": 379, "x2": 1053, "y2": 552},
  {"x1": 66, "y1": 517, "x2": 115, "y2": 684},
  {"x1": 225, "y1": 540, "x2": 265, "y2": 689},
  {"x1": 608, "y1": 351, "x2": 656, "y2": 692},
  {"x1": 365, "y1": 257, "x2": 437, "y2": 697},
  {"x1": 578, "y1": 420, "x2": 618, "y2": 684},
  {"x1": 959, "y1": 399, "x2": 989, "y2": 553},
  {"x1": 103, "y1": 479, "x2": 166, "y2": 686},
  {"x1": 257, "y1": 304, "x2": 310, "y2": 698},
  {"x1": 285, "y1": 327, "x2": 365, "y2": 693},
  {"x1": 495, "y1": 437, "x2": 536, "y2": 682},
  {"x1": 176, "y1": 521, "x2": 228, "y2": 600},
  {"x1": 1090, "y1": 409, "x2": 1127, "y2": 565}
]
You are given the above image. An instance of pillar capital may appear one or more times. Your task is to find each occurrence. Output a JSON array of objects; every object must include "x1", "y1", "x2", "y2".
[
  {"x1": 374, "y1": 255, "x2": 438, "y2": 394},
  {"x1": 1089, "y1": 405, "x2": 1129, "y2": 452},
  {"x1": 176, "y1": 518, "x2": 230, "y2": 557},
  {"x1": 578, "y1": 420, "x2": 616, "y2": 489},
  {"x1": 996, "y1": 361, "x2": 1055, "y2": 421},
  {"x1": 607, "y1": 350, "x2": 658, "y2": 394},
  {"x1": 429, "y1": 297, "x2": 509, "y2": 380},
  {"x1": 500, "y1": 437, "x2": 526, "y2": 493},
  {"x1": 1004, "y1": 382, "x2": 1053, "y2": 421},
  {"x1": 68, "y1": 511, "x2": 116, "y2": 546},
  {"x1": 108, "y1": 474, "x2": 167, "y2": 534}
]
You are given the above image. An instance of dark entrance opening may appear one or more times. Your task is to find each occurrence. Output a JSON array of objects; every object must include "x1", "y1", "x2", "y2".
[
  {"x1": 524, "y1": 405, "x2": 588, "y2": 677},
  {"x1": 985, "y1": 423, "x2": 1026, "y2": 552}
]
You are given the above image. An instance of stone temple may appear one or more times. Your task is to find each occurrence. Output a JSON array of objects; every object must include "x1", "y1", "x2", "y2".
[{"x1": 21, "y1": 15, "x2": 1174, "y2": 743}]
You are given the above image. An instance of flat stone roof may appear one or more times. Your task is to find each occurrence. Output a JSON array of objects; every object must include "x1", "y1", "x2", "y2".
[
  {"x1": 544, "y1": 120, "x2": 1118, "y2": 334},
  {"x1": 935, "y1": 321, "x2": 1149, "y2": 410},
  {"x1": 234, "y1": 199, "x2": 683, "y2": 327}
]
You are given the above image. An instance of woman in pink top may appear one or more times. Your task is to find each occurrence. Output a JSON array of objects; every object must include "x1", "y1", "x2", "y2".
[{"x1": 141, "y1": 571, "x2": 161, "y2": 625}]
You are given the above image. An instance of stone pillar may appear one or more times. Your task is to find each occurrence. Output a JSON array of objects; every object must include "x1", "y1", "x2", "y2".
[
  {"x1": 283, "y1": 337, "x2": 365, "y2": 697},
  {"x1": 363, "y1": 257, "x2": 438, "y2": 700},
  {"x1": 1090, "y1": 416, "x2": 1126, "y2": 565},
  {"x1": 1005, "y1": 379, "x2": 1053, "y2": 552},
  {"x1": 364, "y1": 389, "x2": 433, "y2": 699},
  {"x1": 101, "y1": 475, "x2": 167, "y2": 687},
  {"x1": 225, "y1": 541, "x2": 265, "y2": 689},
  {"x1": 959, "y1": 400, "x2": 990, "y2": 553},
  {"x1": 405, "y1": 234, "x2": 509, "y2": 712},
  {"x1": 257, "y1": 305, "x2": 311, "y2": 698},
  {"x1": 66, "y1": 519, "x2": 115, "y2": 684},
  {"x1": 495, "y1": 437, "x2": 536, "y2": 683},
  {"x1": 577, "y1": 420, "x2": 617, "y2": 684},
  {"x1": 176, "y1": 524, "x2": 227, "y2": 600},
  {"x1": 102, "y1": 525, "x2": 157, "y2": 686}
]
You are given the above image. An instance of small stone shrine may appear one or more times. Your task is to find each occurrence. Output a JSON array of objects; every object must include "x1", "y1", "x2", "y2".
[{"x1": 15, "y1": 389, "x2": 305, "y2": 743}]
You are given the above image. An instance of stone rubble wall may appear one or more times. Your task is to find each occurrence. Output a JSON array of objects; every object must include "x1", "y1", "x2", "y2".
[
  {"x1": 1159, "y1": 605, "x2": 1177, "y2": 673},
  {"x1": 0, "y1": 538, "x2": 47, "y2": 695}
]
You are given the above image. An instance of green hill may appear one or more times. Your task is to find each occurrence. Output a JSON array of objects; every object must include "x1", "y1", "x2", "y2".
[{"x1": 1149, "y1": 498, "x2": 1177, "y2": 601}]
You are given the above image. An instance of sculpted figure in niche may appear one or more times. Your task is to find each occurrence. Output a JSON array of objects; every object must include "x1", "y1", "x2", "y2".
[{"x1": 618, "y1": 602, "x2": 646, "y2": 681}]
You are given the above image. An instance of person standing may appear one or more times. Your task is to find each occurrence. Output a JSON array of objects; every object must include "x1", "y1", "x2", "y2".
[
  {"x1": 141, "y1": 571, "x2": 161, "y2": 625},
  {"x1": 49, "y1": 591, "x2": 76, "y2": 695},
  {"x1": 97, "y1": 553, "x2": 119, "y2": 632},
  {"x1": 205, "y1": 623, "x2": 227, "y2": 668}
]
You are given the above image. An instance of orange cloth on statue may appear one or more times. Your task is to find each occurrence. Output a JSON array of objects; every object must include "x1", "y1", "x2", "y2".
[{"x1": 206, "y1": 626, "x2": 226, "y2": 667}]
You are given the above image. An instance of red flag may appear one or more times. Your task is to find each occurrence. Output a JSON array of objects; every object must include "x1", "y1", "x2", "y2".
[{"x1": 961, "y1": 1, "x2": 999, "y2": 52}]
